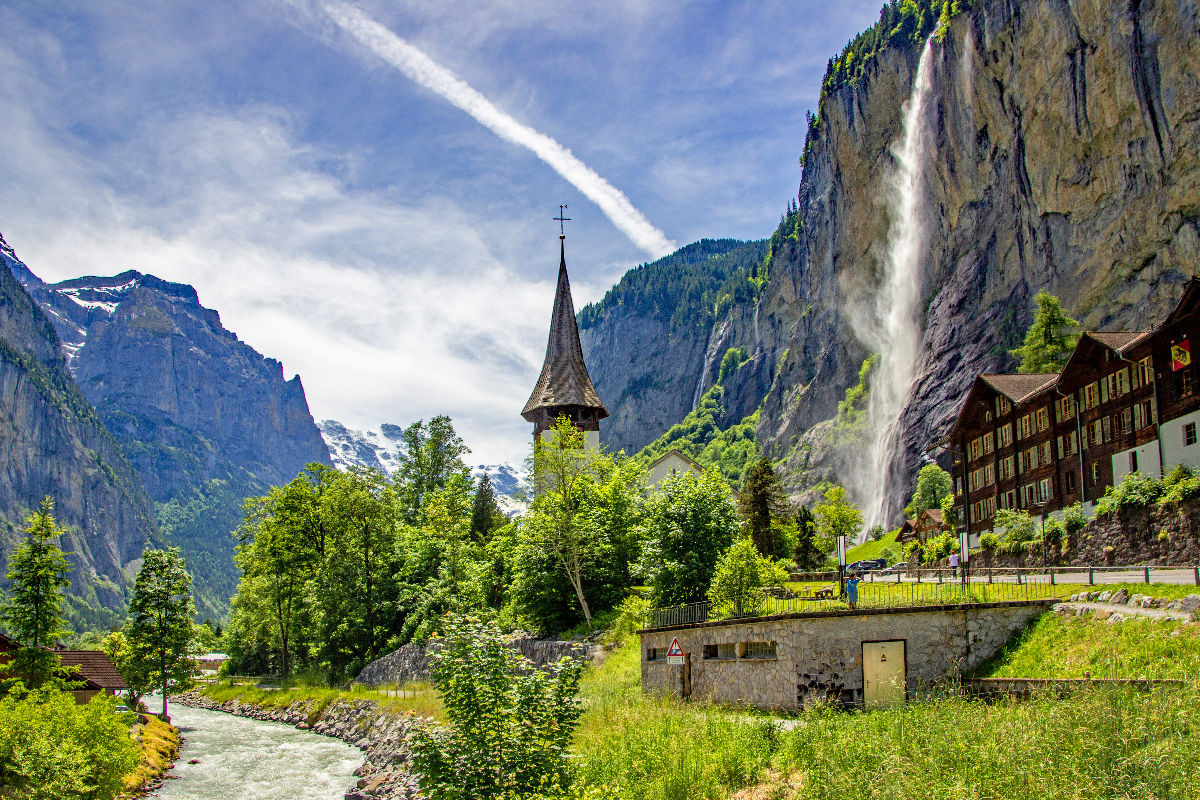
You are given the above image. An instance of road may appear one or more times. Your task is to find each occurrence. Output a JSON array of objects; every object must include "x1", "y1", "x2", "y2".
[{"x1": 860, "y1": 567, "x2": 1200, "y2": 586}]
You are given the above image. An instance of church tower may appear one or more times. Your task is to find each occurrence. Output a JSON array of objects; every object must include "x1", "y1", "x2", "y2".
[{"x1": 522, "y1": 234, "x2": 608, "y2": 450}]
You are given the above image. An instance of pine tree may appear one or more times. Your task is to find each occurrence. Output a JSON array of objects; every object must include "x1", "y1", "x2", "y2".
[
  {"x1": 792, "y1": 505, "x2": 823, "y2": 571},
  {"x1": 1010, "y1": 291, "x2": 1080, "y2": 374},
  {"x1": 739, "y1": 457, "x2": 791, "y2": 558},
  {"x1": 1, "y1": 497, "x2": 72, "y2": 687},
  {"x1": 470, "y1": 473, "x2": 503, "y2": 541},
  {"x1": 126, "y1": 548, "x2": 196, "y2": 719}
]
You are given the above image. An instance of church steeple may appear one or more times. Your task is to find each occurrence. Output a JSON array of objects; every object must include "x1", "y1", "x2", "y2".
[{"x1": 522, "y1": 233, "x2": 608, "y2": 441}]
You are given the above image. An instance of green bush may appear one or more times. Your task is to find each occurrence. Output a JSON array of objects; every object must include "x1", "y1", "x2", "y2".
[
  {"x1": 1042, "y1": 517, "x2": 1065, "y2": 545},
  {"x1": 1061, "y1": 502, "x2": 1088, "y2": 534},
  {"x1": 0, "y1": 689, "x2": 138, "y2": 800},
  {"x1": 411, "y1": 616, "x2": 585, "y2": 800},
  {"x1": 923, "y1": 532, "x2": 956, "y2": 562},
  {"x1": 1160, "y1": 464, "x2": 1200, "y2": 506},
  {"x1": 994, "y1": 508, "x2": 1037, "y2": 554},
  {"x1": 978, "y1": 532, "x2": 999, "y2": 552},
  {"x1": 1095, "y1": 471, "x2": 1163, "y2": 517},
  {"x1": 707, "y1": 539, "x2": 789, "y2": 619}
]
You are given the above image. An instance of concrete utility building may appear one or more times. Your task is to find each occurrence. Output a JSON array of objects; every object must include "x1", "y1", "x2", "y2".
[
  {"x1": 948, "y1": 278, "x2": 1200, "y2": 542},
  {"x1": 639, "y1": 601, "x2": 1052, "y2": 710}
]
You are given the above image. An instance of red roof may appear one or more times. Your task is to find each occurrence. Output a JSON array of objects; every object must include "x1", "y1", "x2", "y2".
[{"x1": 56, "y1": 650, "x2": 129, "y2": 690}]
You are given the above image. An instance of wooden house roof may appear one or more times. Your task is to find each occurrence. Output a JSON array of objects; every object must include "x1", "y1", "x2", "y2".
[
  {"x1": 522, "y1": 242, "x2": 608, "y2": 422},
  {"x1": 56, "y1": 650, "x2": 129, "y2": 690},
  {"x1": 978, "y1": 373, "x2": 1060, "y2": 403}
]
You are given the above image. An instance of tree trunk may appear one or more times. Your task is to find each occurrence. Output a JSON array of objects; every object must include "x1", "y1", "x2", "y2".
[{"x1": 566, "y1": 563, "x2": 592, "y2": 628}]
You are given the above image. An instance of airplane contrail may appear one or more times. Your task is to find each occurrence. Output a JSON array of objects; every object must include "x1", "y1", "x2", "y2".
[{"x1": 321, "y1": 1, "x2": 676, "y2": 259}]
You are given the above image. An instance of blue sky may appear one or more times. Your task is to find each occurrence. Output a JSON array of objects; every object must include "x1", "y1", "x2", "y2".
[{"x1": 0, "y1": 0, "x2": 879, "y2": 465}]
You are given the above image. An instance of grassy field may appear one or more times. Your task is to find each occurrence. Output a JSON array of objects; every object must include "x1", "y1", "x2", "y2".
[
  {"x1": 981, "y1": 611, "x2": 1200, "y2": 680},
  {"x1": 569, "y1": 609, "x2": 1200, "y2": 799},
  {"x1": 200, "y1": 680, "x2": 444, "y2": 721},
  {"x1": 199, "y1": 601, "x2": 1200, "y2": 798},
  {"x1": 844, "y1": 529, "x2": 900, "y2": 564}
]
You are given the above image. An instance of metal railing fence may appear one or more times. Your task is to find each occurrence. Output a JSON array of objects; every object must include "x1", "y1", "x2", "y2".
[{"x1": 644, "y1": 577, "x2": 1059, "y2": 630}]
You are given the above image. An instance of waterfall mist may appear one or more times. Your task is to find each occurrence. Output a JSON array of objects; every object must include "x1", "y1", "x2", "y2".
[{"x1": 848, "y1": 38, "x2": 937, "y2": 535}]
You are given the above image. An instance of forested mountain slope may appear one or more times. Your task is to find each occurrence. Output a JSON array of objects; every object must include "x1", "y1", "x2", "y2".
[
  {"x1": 8, "y1": 238, "x2": 330, "y2": 618},
  {"x1": 583, "y1": 0, "x2": 1200, "y2": 520},
  {"x1": 578, "y1": 238, "x2": 767, "y2": 455},
  {"x1": 0, "y1": 234, "x2": 157, "y2": 628}
]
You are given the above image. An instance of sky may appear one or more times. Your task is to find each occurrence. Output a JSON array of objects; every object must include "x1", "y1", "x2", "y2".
[{"x1": 0, "y1": 0, "x2": 879, "y2": 466}]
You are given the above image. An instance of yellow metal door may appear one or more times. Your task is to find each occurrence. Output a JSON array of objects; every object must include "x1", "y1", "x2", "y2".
[{"x1": 863, "y1": 640, "x2": 906, "y2": 709}]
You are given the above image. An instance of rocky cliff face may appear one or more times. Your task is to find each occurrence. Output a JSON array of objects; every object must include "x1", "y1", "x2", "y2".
[
  {"x1": 7, "y1": 238, "x2": 330, "y2": 617},
  {"x1": 588, "y1": 0, "x2": 1200, "y2": 520},
  {"x1": 0, "y1": 235, "x2": 157, "y2": 627},
  {"x1": 578, "y1": 239, "x2": 768, "y2": 455}
]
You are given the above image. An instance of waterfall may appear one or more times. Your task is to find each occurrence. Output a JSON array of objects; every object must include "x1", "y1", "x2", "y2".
[{"x1": 853, "y1": 38, "x2": 937, "y2": 534}]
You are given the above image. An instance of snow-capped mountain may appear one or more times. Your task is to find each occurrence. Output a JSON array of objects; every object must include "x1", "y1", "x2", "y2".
[
  {"x1": 319, "y1": 419, "x2": 527, "y2": 514},
  {"x1": 319, "y1": 420, "x2": 407, "y2": 474},
  {"x1": 470, "y1": 462, "x2": 527, "y2": 516}
]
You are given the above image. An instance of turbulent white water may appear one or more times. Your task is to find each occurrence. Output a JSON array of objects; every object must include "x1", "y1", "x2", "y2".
[
  {"x1": 853, "y1": 39, "x2": 937, "y2": 533},
  {"x1": 151, "y1": 698, "x2": 361, "y2": 800}
]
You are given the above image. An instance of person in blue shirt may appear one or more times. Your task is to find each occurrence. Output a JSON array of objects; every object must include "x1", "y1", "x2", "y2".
[{"x1": 845, "y1": 575, "x2": 861, "y2": 610}]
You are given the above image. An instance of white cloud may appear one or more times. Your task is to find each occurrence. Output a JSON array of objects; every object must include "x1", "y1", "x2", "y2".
[
  {"x1": 0, "y1": 90, "x2": 552, "y2": 463},
  {"x1": 315, "y1": 0, "x2": 676, "y2": 259}
]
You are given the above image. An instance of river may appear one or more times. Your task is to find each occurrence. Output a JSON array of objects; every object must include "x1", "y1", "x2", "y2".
[{"x1": 148, "y1": 696, "x2": 362, "y2": 800}]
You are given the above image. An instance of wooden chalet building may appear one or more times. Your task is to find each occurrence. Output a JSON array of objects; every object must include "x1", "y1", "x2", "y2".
[{"x1": 949, "y1": 279, "x2": 1200, "y2": 540}]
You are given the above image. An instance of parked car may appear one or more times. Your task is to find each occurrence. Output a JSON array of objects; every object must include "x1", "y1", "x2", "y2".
[
  {"x1": 879, "y1": 561, "x2": 908, "y2": 574},
  {"x1": 845, "y1": 558, "x2": 887, "y2": 576}
]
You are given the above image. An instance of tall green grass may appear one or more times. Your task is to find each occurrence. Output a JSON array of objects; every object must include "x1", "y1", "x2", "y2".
[
  {"x1": 980, "y1": 612, "x2": 1200, "y2": 680},
  {"x1": 773, "y1": 685, "x2": 1198, "y2": 799}
]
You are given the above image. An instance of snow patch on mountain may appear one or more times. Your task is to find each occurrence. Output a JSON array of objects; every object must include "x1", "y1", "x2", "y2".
[
  {"x1": 319, "y1": 419, "x2": 406, "y2": 474},
  {"x1": 319, "y1": 419, "x2": 526, "y2": 514}
]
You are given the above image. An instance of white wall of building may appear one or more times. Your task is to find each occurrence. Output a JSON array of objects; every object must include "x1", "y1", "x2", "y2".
[
  {"x1": 647, "y1": 451, "x2": 703, "y2": 488},
  {"x1": 1111, "y1": 440, "x2": 1163, "y2": 484},
  {"x1": 1158, "y1": 408, "x2": 1200, "y2": 472}
]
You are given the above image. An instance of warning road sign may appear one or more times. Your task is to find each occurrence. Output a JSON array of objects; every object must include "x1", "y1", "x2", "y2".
[{"x1": 666, "y1": 637, "x2": 684, "y2": 665}]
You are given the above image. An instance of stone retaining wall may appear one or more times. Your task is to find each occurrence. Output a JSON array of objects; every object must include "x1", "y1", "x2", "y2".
[
  {"x1": 171, "y1": 690, "x2": 425, "y2": 800},
  {"x1": 354, "y1": 634, "x2": 591, "y2": 687},
  {"x1": 639, "y1": 601, "x2": 1051, "y2": 710}
]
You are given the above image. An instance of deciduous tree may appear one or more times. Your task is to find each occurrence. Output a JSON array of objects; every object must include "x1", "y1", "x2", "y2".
[
  {"x1": 126, "y1": 548, "x2": 196, "y2": 719},
  {"x1": 396, "y1": 416, "x2": 470, "y2": 523},
  {"x1": 640, "y1": 470, "x2": 740, "y2": 606},
  {"x1": 905, "y1": 463, "x2": 953, "y2": 518},
  {"x1": 708, "y1": 538, "x2": 789, "y2": 618},
  {"x1": 813, "y1": 485, "x2": 863, "y2": 551}
]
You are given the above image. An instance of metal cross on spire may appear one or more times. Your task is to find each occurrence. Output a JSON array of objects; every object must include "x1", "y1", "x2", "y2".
[{"x1": 553, "y1": 205, "x2": 571, "y2": 240}]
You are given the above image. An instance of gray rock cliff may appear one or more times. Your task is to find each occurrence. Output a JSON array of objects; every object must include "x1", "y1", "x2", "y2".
[
  {"x1": 7, "y1": 237, "x2": 331, "y2": 617},
  {"x1": 583, "y1": 0, "x2": 1200, "y2": 522},
  {"x1": 0, "y1": 234, "x2": 158, "y2": 627}
]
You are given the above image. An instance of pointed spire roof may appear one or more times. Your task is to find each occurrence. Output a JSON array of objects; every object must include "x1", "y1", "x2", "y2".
[{"x1": 522, "y1": 241, "x2": 609, "y2": 422}]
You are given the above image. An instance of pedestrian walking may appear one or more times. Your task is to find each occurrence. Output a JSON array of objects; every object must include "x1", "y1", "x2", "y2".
[{"x1": 949, "y1": 551, "x2": 960, "y2": 579}]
